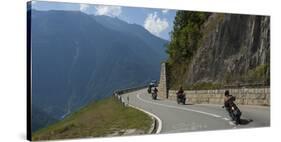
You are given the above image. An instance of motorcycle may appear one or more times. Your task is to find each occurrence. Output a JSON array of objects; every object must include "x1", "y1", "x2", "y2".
[
  {"x1": 223, "y1": 96, "x2": 242, "y2": 125},
  {"x1": 176, "y1": 93, "x2": 186, "y2": 105},
  {"x1": 152, "y1": 92, "x2": 157, "y2": 100}
]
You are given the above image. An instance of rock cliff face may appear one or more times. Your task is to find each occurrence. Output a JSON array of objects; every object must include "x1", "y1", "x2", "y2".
[{"x1": 184, "y1": 13, "x2": 270, "y2": 86}]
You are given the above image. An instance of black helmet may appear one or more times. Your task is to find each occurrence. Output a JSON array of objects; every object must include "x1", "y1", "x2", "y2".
[{"x1": 224, "y1": 90, "x2": 230, "y2": 96}]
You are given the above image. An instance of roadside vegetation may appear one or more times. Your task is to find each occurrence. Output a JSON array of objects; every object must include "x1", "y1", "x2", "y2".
[
  {"x1": 244, "y1": 64, "x2": 269, "y2": 83},
  {"x1": 188, "y1": 82, "x2": 223, "y2": 90},
  {"x1": 32, "y1": 97, "x2": 152, "y2": 141},
  {"x1": 166, "y1": 11, "x2": 210, "y2": 89}
]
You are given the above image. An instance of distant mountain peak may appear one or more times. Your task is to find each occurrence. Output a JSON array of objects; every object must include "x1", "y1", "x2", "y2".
[{"x1": 31, "y1": 10, "x2": 167, "y2": 131}]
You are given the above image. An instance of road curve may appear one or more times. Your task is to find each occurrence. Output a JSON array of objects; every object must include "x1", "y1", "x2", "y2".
[{"x1": 121, "y1": 88, "x2": 270, "y2": 134}]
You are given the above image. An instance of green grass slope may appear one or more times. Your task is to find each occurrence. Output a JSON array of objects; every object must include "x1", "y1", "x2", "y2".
[{"x1": 32, "y1": 97, "x2": 153, "y2": 141}]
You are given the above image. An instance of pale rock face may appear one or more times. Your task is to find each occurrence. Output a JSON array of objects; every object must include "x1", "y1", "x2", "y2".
[{"x1": 185, "y1": 14, "x2": 270, "y2": 85}]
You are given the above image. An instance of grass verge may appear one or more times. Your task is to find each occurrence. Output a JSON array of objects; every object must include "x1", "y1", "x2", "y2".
[{"x1": 32, "y1": 97, "x2": 153, "y2": 141}]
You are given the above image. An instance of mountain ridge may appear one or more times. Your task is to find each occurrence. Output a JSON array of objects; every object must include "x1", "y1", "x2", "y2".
[{"x1": 30, "y1": 9, "x2": 167, "y2": 132}]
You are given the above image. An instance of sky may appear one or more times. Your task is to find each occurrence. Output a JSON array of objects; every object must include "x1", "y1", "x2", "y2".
[{"x1": 31, "y1": 1, "x2": 177, "y2": 40}]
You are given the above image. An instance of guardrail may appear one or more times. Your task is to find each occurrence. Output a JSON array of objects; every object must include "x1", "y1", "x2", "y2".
[
  {"x1": 112, "y1": 84, "x2": 149, "y2": 106},
  {"x1": 114, "y1": 85, "x2": 149, "y2": 95}
]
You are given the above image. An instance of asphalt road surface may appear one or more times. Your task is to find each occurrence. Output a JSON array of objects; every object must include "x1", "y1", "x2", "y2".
[{"x1": 121, "y1": 88, "x2": 270, "y2": 134}]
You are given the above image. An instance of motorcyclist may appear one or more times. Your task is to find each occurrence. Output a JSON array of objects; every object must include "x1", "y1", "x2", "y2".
[
  {"x1": 177, "y1": 86, "x2": 185, "y2": 99},
  {"x1": 223, "y1": 90, "x2": 236, "y2": 119},
  {"x1": 151, "y1": 87, "x2": 158, "y2": 100},
  {"x1": 153, "y1": 87, "x2": 158, "y2": 94}
]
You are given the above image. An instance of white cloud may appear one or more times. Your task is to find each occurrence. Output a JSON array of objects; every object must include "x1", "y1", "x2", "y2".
[
  {"x1": 94, "y1": 6, "x2": 122, "y2": 17},
  {"x1": 80, "y1": 4, "x2": 90, "y2": 12},
  {"x1": 144, "y1": 12, "x2": 169, "y2": 37},
  {"x1": 162, "y1": 9, "x2": 169, "y2": 14}
]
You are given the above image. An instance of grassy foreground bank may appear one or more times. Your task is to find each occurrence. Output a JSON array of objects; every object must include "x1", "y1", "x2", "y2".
[{"x1": 32, "y1": 97, "x2": 153, "y2": 141}]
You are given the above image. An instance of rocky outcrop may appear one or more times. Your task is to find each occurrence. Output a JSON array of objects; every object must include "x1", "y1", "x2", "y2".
[{"x1": 185, "y1": 14, "x2": 270, "y2": 86}]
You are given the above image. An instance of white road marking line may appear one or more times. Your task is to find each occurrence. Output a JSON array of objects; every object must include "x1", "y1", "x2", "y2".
[
  {"x1": 136, "y1": 93, "x2": 222, "y2": 118},
  {"x1": 222, "y1": 117, "x2": 230, "y2": 121},
  {"x1": 222, "y1": 118, "x2": 238, "y2": 128},
  {"x1": 229, "y1": 121, "x2": 235, "y2": 126},
  {"x1": 198, "y1": 103, "x2": 269, "y2": 109},
  {"x1": 128, "y1": 104, "x2": 162, "y2": 134}
]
